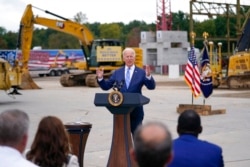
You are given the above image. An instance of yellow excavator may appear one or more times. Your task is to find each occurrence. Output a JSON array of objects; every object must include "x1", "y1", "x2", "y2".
[
  {"x1": 208, "y1": 9, "x2": 250, "y2": 89},
  {"x1": 17, "y1": 4, "x2": 143, "y2": 88}
]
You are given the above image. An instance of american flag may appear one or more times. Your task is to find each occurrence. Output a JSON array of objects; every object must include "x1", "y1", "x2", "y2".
[{"x1": 184, "y1": 46, "x2": 201, "y2": 98}]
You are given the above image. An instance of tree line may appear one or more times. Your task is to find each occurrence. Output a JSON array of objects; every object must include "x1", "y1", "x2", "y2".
[{"x1": 0, "y1": 11, "x2": 242, "y2": 54}]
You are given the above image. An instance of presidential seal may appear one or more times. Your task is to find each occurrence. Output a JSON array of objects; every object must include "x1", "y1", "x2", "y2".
[{"x1": 108, "y1": 90, "x2": 123, "y2": 106}]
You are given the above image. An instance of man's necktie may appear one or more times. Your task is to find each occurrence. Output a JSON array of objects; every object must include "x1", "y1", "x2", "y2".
[{"x1": 125, "y1": 68, "x2": 130, "y2": 88}]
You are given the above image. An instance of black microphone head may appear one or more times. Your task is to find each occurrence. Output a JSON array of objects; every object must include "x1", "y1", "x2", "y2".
[{"x1": 121, "y1": 80, "x2": 125, "y2": 85}]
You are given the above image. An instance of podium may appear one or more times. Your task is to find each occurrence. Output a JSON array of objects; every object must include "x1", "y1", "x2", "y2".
[
  {"x1": 64, "y1": 122, "x2": 92, "y2": 167},
  {"x1": 94, "y1": 93, "x2": 150, "y2": 167}
]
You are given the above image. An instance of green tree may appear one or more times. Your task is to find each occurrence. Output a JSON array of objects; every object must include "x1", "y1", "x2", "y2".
[
  {"x1": 123, "y1": 20, "x2": 154, "y2": 47},
  {"x1": 214, "y1": 16, "x2": 227, "y2": 37},
  {"x1": 48, "y1": 32, "x2": 79, "y2": 49},
  {"x1": 4, "y1": 31, "x2": 18, "y2": 49},
  {"x1": 0, "y1": 27, "x2": 7, "y2": 35},
  {"x1": 85, "y1": 22, "x2": 101, "y2": 38},
  {"x1": 98, "y1": 23, "x2": 122, "y2": 39},
  {"x1": 0, "y1": 38, "x2": 7, "y2": 49},
  {"x1": 126, "y1": 27, "x2": 141, "y2": 47},
  {"x1": 0, "y1": 26, "x2": 8, "y2": 48},
  {"x1": 172, "y1": 11, "x2": 189, "y2": 31}
]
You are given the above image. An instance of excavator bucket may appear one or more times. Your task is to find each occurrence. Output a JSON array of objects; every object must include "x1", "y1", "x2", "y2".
[{"x1": 19, "y1": 70, "x2": 40, "y2": 89}]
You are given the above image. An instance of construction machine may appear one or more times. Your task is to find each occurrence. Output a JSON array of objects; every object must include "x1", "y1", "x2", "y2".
[
  {"x1": 0, "y1": 58, "x2": 23, "y2": 94},
  {"x1": 208, "y1": 10, "x2": 250, "y2": 89},
  {"x1": 18, "y1": 4, "x2": 143, "y2": 88}
]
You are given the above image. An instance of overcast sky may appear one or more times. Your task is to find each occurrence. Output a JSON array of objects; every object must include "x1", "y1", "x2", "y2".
[{"x1": 0, "y1": 0, "x2": 249, "y2": 32}]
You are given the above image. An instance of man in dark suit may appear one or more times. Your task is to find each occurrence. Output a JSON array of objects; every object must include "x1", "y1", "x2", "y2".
[
  {"x1": 96, "y1": 47, "x2": 156, "y2": 135},
  {"x1": 168, "y1": 110, "x2": 224, "y2": 167}
]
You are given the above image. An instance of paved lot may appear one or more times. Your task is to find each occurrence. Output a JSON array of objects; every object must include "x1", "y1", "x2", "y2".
[{"x1": 0, "y1": 75, "x2": 249, "y2": 167}]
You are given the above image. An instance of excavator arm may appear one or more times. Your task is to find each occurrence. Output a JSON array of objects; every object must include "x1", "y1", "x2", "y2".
[
  {"x1": 235, "y1": 8, "x2": 250, "y2": 52},
  {"x1": 17, "y1": 4, "x2": 94, "y2": 89},
  {"x1": 18, "y1": 4, "x2": 94, "y2": 68}
]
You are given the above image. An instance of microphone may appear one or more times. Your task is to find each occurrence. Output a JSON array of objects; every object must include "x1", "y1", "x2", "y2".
[
  {"x1": 112, "y1": 80, "x2": 118, "y2": 90},
  {"x1": 117, "y1": 80, "x2": 124, "y2": 91},
  {"x1": 120, "y1": 80, "x2": 124, "y2": 86}
]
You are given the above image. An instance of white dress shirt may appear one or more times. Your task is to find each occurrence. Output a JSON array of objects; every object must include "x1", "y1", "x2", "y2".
[{"x1": 0, "y1": 146, "x2": 38, "y2": 167}]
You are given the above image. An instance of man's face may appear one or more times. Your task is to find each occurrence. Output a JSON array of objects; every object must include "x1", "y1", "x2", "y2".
[{"x1": 123, "y1": 50, "x2": 135, "y2": 67}]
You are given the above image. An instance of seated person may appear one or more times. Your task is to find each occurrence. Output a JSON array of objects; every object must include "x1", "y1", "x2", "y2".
[
  {"x1": 0, "y1": 109, "x2": 38, "y2": 167},
  {"x1": 168, "y1": 110, "x2": 224, "y2": 167},
  {"x1": 25, "y1": 116, "x2": 79, "y2": 167},
  {"x1": 130, "y1": 121, "x2": 173, "y2": 167}
]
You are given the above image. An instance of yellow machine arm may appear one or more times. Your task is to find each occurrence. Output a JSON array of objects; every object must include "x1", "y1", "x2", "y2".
[
  {"x1": 16, "y1": 4, "x2": 95, "y2": 89},
  {"x1": 18, "y1": 4, "x2": 94, "y2": 70}
]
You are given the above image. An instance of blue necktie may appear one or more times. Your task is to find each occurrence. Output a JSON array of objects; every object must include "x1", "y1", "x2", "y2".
[{"x1": 126, "y1": 68, "x2": 130, "y2": 88}]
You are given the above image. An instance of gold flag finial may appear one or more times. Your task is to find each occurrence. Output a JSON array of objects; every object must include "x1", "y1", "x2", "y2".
[
  {"x1": 190, "y1": 31, "x2": 196, "y2": 46},
  {"x1": 203, "y1": 32, "x2": 209, "y2": 41}
]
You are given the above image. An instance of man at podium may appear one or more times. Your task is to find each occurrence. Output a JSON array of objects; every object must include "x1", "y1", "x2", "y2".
[{"x1": 96, "y1": 47, "x2": 156, "y2": 135}]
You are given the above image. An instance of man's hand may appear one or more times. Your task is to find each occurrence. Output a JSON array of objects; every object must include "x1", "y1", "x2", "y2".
[
  {"x1": 145, "y1": 65, "x2": 151, "y2": 77},
  {"x1": 96, "y1": 68, "x2": 104, "y2": 79}
]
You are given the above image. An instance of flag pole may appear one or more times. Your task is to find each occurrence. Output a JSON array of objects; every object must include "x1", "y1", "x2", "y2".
[
  {"x1": 190, "y1": 32, "x2": 195, "y2": 104},
  {"x1": 202, "y1": 32, "x2": 209, "y2": 106}
]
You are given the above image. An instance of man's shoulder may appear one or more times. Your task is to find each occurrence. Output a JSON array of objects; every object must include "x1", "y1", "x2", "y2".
[
  {"x1": 134, "y1": 66, "x2": 143, "y2": 70},
  {"x1": 21, "y1": 159, "x2": 39, "y2": 167},
  {"x1": 174, "y1": 135, "x2": 222, "y2": 151},
  {"x1": 200, "y1": 140, "x2": 223, "y2": 151},
  {"x1": 115, "y1": 67, "x2": 125, "y2": 73},
  {"x1": 134, "y1": 66, "x2": 145, "y2": 73}
]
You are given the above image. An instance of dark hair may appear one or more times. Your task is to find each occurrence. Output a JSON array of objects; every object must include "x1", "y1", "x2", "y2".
[
  {"x1": 133, "y1": 122, "x2": 172, "y2": 167},
  {"x1": 26, "y1": 116, "x2": 71, "y2": 167},
  {"x1": 177, "y1": 110, "x2": 201, "y2": 135}
]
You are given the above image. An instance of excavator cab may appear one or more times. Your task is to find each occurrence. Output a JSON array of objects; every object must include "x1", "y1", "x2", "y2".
[{"x1": 88, "y1": 39, "x2": 124, "y2": 71}]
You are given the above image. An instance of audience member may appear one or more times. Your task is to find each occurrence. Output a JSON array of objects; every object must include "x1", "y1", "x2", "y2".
[
  {"x1": 130, "y1": 121, "x2": 173, "y2": 167},
  {"x1": 0, "y1": 109, "x2": 38, "y2": 167},
  {"x1": 25, "y1": 116, "x2": 79, "y2": 167},
  {"x1": 168, "y1": 110, "x2": 224, "y2": 167}
]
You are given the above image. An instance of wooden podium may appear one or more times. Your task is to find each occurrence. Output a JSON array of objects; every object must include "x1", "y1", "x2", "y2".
[
  {"x1": 94, "y1": 93, "x2": 150, "y2": 167},
  {"x1": 64, "y1": 122, "x2": 92, "y2": 167}
]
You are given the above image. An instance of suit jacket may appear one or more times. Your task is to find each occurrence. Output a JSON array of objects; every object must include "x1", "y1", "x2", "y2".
[
  {"x1": 168, "y1": 134, "x2": 224, "y2": 167},
  {"x1": 98, "y1": 66, "x2": 155, "y2": 93}
]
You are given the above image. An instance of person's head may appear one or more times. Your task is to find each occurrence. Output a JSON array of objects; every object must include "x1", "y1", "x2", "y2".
[
  {"x1": 26, "y1": 116, "x2": 71, "y2": 166},
  {"x1": 177, "y1": 110, "x2": 202, "y2": 137},
  {"x1": 131, "y1": 121, "x2": 172, "y2": 167},
  {"x1": 123, "y1": 47, "x2": 136, "y2": 67},
  {"x1": 0, "y1": 109, "x2": 29, "y2": 153}
]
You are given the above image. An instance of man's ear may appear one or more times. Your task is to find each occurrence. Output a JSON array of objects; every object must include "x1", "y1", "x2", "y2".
[
  {"x1": 198, "y1": 126, "x2": 203, "y2": 134},
  {"x1": 129, "y1": 148, "x2": 137, "y2": 162},
  {"x1": 17, "y1": 133, "x2": 28, "y2": 153},
  {"x1": 165, "y1": 152, "x2": 173, "y2": 165},
  {"x1": 177, "y1": 126, "x2": 183, "y2": 135},
  {"x1": 177, "y1": 126, "x2": 180, "y2": 134}
]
